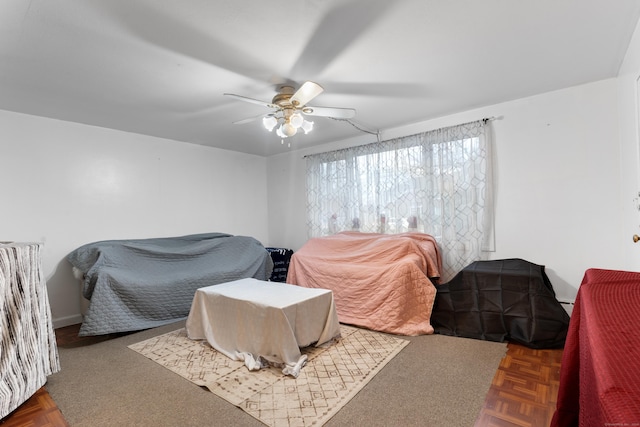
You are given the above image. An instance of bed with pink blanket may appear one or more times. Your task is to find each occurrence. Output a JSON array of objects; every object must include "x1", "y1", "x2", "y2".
[{"x1": 286, "y1": 232, "x2": 442, "y2": 336}]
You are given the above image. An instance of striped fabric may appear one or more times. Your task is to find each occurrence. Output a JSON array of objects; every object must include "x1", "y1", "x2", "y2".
[{"x1": 0, "y1": 243, "x2": 60, "y2": 419}]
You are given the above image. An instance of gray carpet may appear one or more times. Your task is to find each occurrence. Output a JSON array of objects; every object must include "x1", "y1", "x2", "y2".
[{"x1": 46, "y1": 320, "x2": 507, "y2": 427}]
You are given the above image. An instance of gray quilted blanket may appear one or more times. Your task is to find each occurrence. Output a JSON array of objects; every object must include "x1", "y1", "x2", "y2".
[{"x1": 67, "y1": 233, "x2": 273, "y2": 336}]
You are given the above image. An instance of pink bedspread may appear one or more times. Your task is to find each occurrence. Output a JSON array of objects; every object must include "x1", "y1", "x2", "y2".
[{"x1": 286, "y1": 232, "x2": 442, "y2": 336}]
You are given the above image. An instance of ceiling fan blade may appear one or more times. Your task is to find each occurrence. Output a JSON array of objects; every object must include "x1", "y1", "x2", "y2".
[
  {"x1": 290, "y1": 81, "x2": 324, "y2": 107},
  {"x1": 289, "y1": 0, "x2": 391, "y2": 79},
  {"x1": 224, "y1": 93, "x2": 275, "y2": 109},
  {"x1": 303, "y1": 106, "x2": 356, "y2": 119},
  {"x1": 232, "y1": 114, "x2": 267, "y2": 125},
  {"x1": 324, "y1": 82, "x2": 431, "y2": 98},
  {"x1": 98, "y1": 2, "x2": 275, "y2": 85}
]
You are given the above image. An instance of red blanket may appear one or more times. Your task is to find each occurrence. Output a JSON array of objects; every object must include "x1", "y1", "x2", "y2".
[
  {"x1": 551, "y1": 268, "x2": 640, "y2": 426},
  {"x1": 286, "y1": 232, "x2": 442, "y2": 336}
]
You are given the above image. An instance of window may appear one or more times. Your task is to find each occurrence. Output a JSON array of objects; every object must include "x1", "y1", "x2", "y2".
[{"x1": 306, "y1": 120, "x2": 494, "y2": 281}]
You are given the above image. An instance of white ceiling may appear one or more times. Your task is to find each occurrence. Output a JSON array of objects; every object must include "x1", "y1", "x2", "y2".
[{"x1": 1, "y1": 1, "x2": 639, "y2": 157}]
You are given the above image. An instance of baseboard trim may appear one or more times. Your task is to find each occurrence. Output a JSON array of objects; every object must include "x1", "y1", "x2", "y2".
[{"x1": 53, "y1": 314, "x2": 83, "y2": 329}]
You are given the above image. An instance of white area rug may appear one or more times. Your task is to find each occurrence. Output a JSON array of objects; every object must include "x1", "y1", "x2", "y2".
[{"x1": 129, "y1": 325, "x2": 408, "y2": 426}]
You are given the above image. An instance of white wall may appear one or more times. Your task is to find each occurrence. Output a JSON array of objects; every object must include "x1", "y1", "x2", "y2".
[
  {"x1": 0, "y1": 110, "x2": 269, "y2": 327},
  {"x1": 267, "y1": 79, "x2": 624, "y2": 302}
]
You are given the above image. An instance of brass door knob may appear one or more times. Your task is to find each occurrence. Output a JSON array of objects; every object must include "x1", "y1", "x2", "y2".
[{"x1": 634, "y1": 234, "x2": 640, "y2": 243}]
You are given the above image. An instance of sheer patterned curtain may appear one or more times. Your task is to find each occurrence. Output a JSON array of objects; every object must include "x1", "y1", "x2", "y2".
[{"x1": 305, "y1": 120, "x2": 494, "y2": 282}]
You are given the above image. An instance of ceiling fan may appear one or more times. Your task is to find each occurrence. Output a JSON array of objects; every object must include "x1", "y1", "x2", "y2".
[{"x1": 224, "y1": 81, "x2": 356, "y2": 139}]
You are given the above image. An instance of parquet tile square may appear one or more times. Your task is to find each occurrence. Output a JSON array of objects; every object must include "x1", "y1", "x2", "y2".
[
  {"x1": 0, "y1": 388, "x2": 68, "y2": 427},
  {"x1": 474, "y1": 342, "x2": 563, "y2": 427}
]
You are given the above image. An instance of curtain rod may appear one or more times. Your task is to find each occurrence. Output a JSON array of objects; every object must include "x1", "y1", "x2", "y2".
[{"x1": 302, "y1": 116, "x2": 498, "y2": 158}]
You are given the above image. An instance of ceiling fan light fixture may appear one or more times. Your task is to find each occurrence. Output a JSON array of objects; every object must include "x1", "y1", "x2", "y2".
[
  {"x1": 290, "y1": 113, "x2": 304, "y2": 128},
  {"x1": 281, "y1": 122, "x2": 297, "y2": 137},
  {"x1": 262, "y1": 115, "x2": 278, "y2": 131},
  {"x1": 301, "y1": 120, "x2": 314, "y2": 134}
]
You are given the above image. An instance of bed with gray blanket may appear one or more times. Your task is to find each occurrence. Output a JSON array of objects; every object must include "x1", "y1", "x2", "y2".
[{"x1": 67, "y1": 233, "x2": 273, "y2": 336}]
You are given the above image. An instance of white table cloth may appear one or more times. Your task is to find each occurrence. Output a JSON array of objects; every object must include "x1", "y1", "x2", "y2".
[{"x1": 186, "y1": 278, "x2": 341, "y2": 377}]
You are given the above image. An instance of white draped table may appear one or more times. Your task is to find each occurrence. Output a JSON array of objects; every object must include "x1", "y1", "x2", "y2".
[{"x1": 186, "y1": 278, "x2": 341, "y2": 377}]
